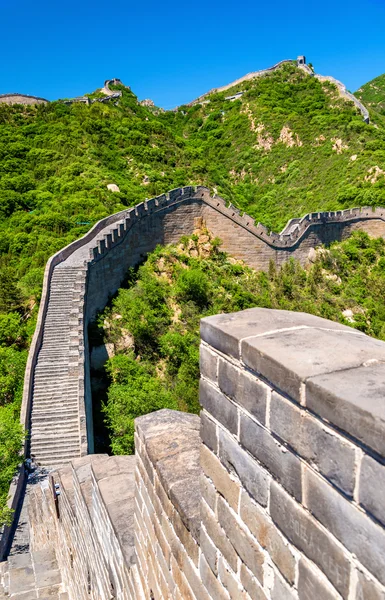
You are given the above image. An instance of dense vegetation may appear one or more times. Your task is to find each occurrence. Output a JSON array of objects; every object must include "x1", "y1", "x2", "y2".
[
  {"x1": 355, "y1": 73, "x2": 385, "y2": 119},
  {"x1": 96, "y1": 230, "x2": 385, "y2": 454},
  {"x1": 1, "y1": 61, "x2": 385, "y2": 520}
]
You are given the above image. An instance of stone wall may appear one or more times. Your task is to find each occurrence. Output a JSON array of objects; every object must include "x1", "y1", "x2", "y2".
[
  {"x1": 28, "y1": 308, "x2": 385, "y2": 599},
  {"x1": 29, "y1": 454, "x2": 144, "y2": 600},
  {"x1": 0, "y1": 93, "x2": 48, "y2": 105},
  {"x1": 197, "y1": 308, "x2": 385, "y2": 599}
]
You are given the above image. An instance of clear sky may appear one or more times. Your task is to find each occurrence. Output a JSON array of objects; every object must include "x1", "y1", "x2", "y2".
[{"x1": 1, "y1": 0, "x2": 384, "y2": 109}]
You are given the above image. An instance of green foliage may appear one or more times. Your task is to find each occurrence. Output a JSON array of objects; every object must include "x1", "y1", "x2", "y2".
[
  {"x1": 99, "y1": 231, "x2": 385, "y2": 455},
  {"x1": 355, "y1": 73, "x2": 385, "y2": 119},
  {"x1": 104, "y1": 353, "x2": 177, "y2": 454},
  {"x1": 0, "y1": 402, "x2": 25, "y2": 526}
]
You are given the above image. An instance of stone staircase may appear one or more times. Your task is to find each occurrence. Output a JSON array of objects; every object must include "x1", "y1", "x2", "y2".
[
  {"x1": 30, "y1": 266, "x2": 85, "y2": 467},
  {"x1": 0, "y1": 547, "x2": 67, "y2": 599}
]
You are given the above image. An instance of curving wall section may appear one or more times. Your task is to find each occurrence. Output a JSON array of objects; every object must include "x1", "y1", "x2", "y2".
[
  {"x1": 3, "y1": 186, "x2": 385, "y2": 558},
  {"x1": 20, "y1": 186, "x2": 385, "y2": 463}
]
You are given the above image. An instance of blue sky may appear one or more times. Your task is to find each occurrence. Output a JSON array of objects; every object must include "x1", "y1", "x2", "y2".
[{"x1": 1, "y1": 0, "x2": 384, "y2": 109}]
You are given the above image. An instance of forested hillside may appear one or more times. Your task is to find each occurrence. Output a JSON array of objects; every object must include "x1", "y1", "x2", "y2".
[
  {"x1": 1, "y1": 61, "x2": 385, "y2": 521},
  {"x1": 96, "y1": 230, "x2": 385, "y2": 454},
  {"x1": 355, "y1": 72, "x2": 385, "y2": 119}
]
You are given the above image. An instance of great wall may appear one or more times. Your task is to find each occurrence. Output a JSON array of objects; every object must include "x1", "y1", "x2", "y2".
[
  {"x1": 0, "y1": 58, "x2": 384, "y2": 599},
  {"x1": 0, "y1": 184, "x2": 385, "y2": 598},
  {"x1": 0, "y1": 57, "x2": 370, "y2": 123}
]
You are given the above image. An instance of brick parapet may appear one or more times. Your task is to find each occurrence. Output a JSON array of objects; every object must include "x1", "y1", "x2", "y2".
[{"x1": 199, "y1": 307, "x2": 385, "y2": 599}]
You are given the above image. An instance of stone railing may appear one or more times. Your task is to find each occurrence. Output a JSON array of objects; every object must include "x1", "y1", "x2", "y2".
[{"x1": 28, "y1": 308, "x2": 385, "y2": 599}]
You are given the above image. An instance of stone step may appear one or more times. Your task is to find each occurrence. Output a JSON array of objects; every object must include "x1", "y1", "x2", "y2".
[
  {"x1": 31, "y1": 415, "x2": 78, "y2": 426},
  {"x1": 31, "y1": 421, "x2": 79, "y2": 432},
  {"x1": 31, "y1": 435, "x2": 80, "y2": 447},
  {"x1": 33, "y1": 450, "x2": 80, "y2": 463},
  {"x1": 32, "y1": 396, "x2": 78, "y2": 404},
  {"x1": 32, "y1": 388, "x2": 77, "y2": 396}
]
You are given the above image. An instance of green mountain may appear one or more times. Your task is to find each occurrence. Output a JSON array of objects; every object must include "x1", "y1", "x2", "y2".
[
  {"x1": 355, "y1": 73, "x2": 385, "y2": 118},
  {"x1": 1, "y1": 61, "x2": 385, "y2": 520}
]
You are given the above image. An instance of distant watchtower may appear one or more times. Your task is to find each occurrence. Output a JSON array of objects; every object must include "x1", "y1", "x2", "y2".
[{"x1": 297, "y1": 55, "x2": 306, "y2": 65}]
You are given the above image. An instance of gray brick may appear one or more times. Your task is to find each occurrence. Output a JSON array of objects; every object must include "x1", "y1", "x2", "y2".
[
  {"x1": 201, "y1": 526, "x2": 218, "y2": 575},
  {"x1": 242, "y1": 327, "x2": 375, "y2": 402},
  {"x1": 218, "y1": 358, "x2": 268, "y2": 425},
  {"x1": 270, "y1": 481, "x2": 351, "y2": 598},
  {"x1": 240, "y1": 412, "x2": 302, "y2": 502},
  {"x1": 200, "y1": 343, "x2": 218, "y2": 383},
  {"x1": 240, "y1": 490, "x2": 296, "y2": 585},
  {"x1": 201, "y1": 498, "x2": 238, "y2": 573},
  {"x1": 270, "y1": 569, "x2": 297, "y2": 599},
  {"x1": 355, "y1": 570, "x2": 385, "y2": 600},
  {"x1": 200, "y1": 473, "x2": 217, "y2": 512},
  {"x1": 218, "y1": 556, "x2": 249, "y2": 600},
  {"x1": 306, "y1": 362, "x2": 385, "y2": 457},
  {"x1": 270, "y1": 391, "x2": 356, "y2": 496},
  {"x1": 359, "y1": 454, "x2": 385, "y2": 526},
  {"x1": 219, "y1": 428, "x2": 269, "y2": 507},
  {"x1": 240, "y1": 564, "x2": 268, "y2": 600},
  {"x1": 200, "y1": 410, "x2": 218, "y2": 453},
  {"x1": 218, "y1": 496, "x2": 265, "y2": 583},
  {"x1": 305, "y1": 466, "x2": 385, "y2": 587},
  {"x1": 200, "y1": 379, "x2": 238, "y2": 435},
  {"x1": 199, "y1": 554, "x2": 230, "y2": 600},
  {"x1": 200, "y1": 444, "x2": 240, "y2": 511},
  {"x1": 298, "y1": 559, "x2": 340, "y2": 600}
]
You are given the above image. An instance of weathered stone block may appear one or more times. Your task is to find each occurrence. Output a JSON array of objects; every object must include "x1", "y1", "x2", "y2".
[
  {"x1": 270, "y1": 569, "x2": 297, "y2": 599},
  {"x1": 240, "y1": 412, "x2": 302, "y2": 501},
  {"x1": 218, "y1": 555, "x2": 249, "y2": 600},
  {"x1": 201, "y1": 525, "x2": 218, "y2": 575},
  {"x1": 242, "y1": 327, "x2": 377, "y2": 403},
  {"x1": 306, "y1": 362, "x2": 385, "y2": 456},
  {"x1": 200, "y1": 554, "x2": 229, "y2": 600},
  {"x1": 201, "y1": 308, "x2": 352, "y2": 359},
  {"x1": 200, "y1": 443, "x2": 240, "y2": 511},
  {"x1": 219, "y1": 428, "x2": 269, "y2": 507},
  {"x1": 240, "y1": 490, "x2": 296, "y2": 585},
  {"x1": 298, "y1": 558, "x2": 340, "y2": 600},
  {"x1": 218, "y1": 358, "x2": 268, "y2": 425},
  {"x1": 240, "y1": 563, "x2": 268, "y2": 600},
  {"x1": 200, "y1": 411, "x2": 218, "y2": 453},
  {"x1": 305, "y1": 467, "x2": 385, "y2": 587},
  {"x1": 359, "y1": 454, "x2": 385, "y2": 526},
  {"x1": 201, "y1": 498, "x2": 238, "y2": 573},
  {"x1": 270, "y1": 481, "x2": 351, "y2": 597},
  {"x1": 200, "y1": 344, "x2": 218, "y2": 383},
  {"x1": 200, "y1": 473, "x2": 217, "y2": 513},
  {"x1": 217, "y1": 495, "x2": 265, "y2": 583},
  {"x1": 270, "y1": 391, "x2": 356, "y2": 496},
  {"x1": 355, "y1": 569, "x2": 385, "y2": 600},
  {"x1": 200, "y1": 378, "x2": 238, "y2": 435}
]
